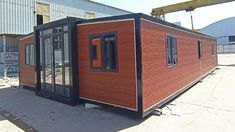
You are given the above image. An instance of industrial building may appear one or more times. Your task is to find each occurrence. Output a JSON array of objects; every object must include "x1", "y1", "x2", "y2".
[
  {"x1": 201, "y1": 16, "x2": 235, "y2": 53},
  {"x1": 19, "y1": 13, "x2": 217, "y2": 117},
  {"x1": 0, "y1": 0, "x2": 131, "y2": 77}
]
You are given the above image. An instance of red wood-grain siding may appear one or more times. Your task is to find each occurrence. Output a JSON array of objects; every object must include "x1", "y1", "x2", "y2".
[
  {"x1": 19, "y1": 35, "x2": 35, "y2": 88},
  {"x1": 77, "y1": 20, "x2": 137, "y2": 110},
  {"x1": 141, "y1": 19, "x2": 218, "y2": 111}
]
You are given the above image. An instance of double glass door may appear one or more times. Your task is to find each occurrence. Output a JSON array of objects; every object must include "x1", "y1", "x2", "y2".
[{"x1": 40, "y1": 31, "x2": 71, "y2": 98}]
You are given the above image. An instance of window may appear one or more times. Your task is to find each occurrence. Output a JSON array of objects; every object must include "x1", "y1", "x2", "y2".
[
  {"x1": 90, "y1": 33, "x2": 117, "y2": 71},
  {"x1": 229, "y1": 36, "x2": 235, "y2": 44},
  {"x1": 36, "y1": 14, "x2": 43, "y2": 25},
  {"x1": 36, "y1": 2, "x2": 50, "y2": 24},
  {"x1": 85, "y1": 12, "x2": 96, "y2": 19},
  {"x1": 25, "y1": 44, "x2": 35, "y2": 65},
  {"x1": 198, "y1": 41, "x2": 203, "y2": 59},
  {"x1": 166, "y1": 35, "x2": 178, "y2": 67}
]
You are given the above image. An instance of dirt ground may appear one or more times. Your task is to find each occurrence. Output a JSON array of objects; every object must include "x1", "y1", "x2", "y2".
[{"x1": 0, "y1": 54, "x2": 235, "y2": 132}]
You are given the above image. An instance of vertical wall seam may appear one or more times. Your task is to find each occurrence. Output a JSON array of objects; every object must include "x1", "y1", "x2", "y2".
[{"x1": 135, "y1": 15, "x2": 143, "y2": 117}]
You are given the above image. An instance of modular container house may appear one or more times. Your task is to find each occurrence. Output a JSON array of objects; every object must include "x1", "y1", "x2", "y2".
[{"x1": 19, "y1": 13, "x2": 218, "y2": 117}]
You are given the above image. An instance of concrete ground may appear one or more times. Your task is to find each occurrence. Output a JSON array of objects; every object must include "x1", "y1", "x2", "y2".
[{"x1": 0, "y1": 54, "x2": 235, "y2": 132}]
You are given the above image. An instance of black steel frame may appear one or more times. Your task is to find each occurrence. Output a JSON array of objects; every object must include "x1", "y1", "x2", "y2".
[
  {"x1": 34, "y1": 17, "x2": 82, "y2": 105},
  {"x1": 32, "y1": 13, "x2": 216, "y2": 118}
]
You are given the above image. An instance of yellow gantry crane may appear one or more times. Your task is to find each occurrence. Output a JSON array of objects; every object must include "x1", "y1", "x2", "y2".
[{"x1": 151, "y1": 0, "x2": 235, "y2": 30}]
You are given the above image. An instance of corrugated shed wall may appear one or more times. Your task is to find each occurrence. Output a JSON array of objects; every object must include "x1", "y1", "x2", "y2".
[
  {"x1": 202, "y1": 16, "x2": 235, "y2": 45},
  {"x1": 0, "y1": 0, "x2": 131, "y2": 35},
  {"x1": 37, "y1": 0, "x2": 131, "y2": 21},
  {"x1": 0, "y1": 0, "x2": 35, "y2": 34}
]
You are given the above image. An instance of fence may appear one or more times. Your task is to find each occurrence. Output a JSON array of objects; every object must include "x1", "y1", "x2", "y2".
[
  {"x1": 0, "y1": 52, "x2": 19, "y2": 77},
  {"x1": 218, "y1": 44, "x2": 235, "y2": 54}
]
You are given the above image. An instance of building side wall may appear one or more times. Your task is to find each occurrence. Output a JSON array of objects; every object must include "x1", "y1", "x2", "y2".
[
  {"x1": 202, "y1": 17, "x2": 235, "y2": 38},
  {"x1": 0, "y1": 0, "x2": 35, "y2": 34},
  {"x1": 19, "y1": 35, "x2": 35, "y2": 88},
  {"x1": 141, "y1": 19, "x2": 218, "y2": 111},
  {"x1": 202, "y1": 17, "x2": 235, "y2": 45},
  {"x1": 43, "y1": 0, "x2": 131, "y2": 20},
  {"x1": 201, "y1": 42, "x2": 218, "y2": 74},
  {"x1": 0, "y1": 0, "x2": 131, "y2": 35},
  {"x1": 77, "y1": 20, "x2": 137, "y2": 110}
]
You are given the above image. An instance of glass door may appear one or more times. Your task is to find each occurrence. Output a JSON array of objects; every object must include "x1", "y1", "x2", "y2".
[
  {"x1": 35, "y1": 18, "x2": 79, "y2": 105},
  {"x1": 41, "y1": 36, "x2": 54, "y2": 93},
  {"x1": 40, "y1": 32, "x2": 71, "y2": 98},
  {"x1": 53, "y1": 34, "x2": 70, "y2": 97}
]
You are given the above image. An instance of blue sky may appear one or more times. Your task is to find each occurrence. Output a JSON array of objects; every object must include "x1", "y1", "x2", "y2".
[{"x1": 92, "y1": 0, "x2": 235, "y2": 29}]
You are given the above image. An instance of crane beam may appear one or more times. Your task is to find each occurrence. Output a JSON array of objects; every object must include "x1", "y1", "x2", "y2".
[{"x1": 151, "y1": 0, "x2": 235, "y2": 17}]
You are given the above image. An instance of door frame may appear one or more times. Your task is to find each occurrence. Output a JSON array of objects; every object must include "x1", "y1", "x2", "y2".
[
  {"x1": 34, "y1": 17, "x2": 81, "y2": 105},
  {"x1": 40, "y1": 33, "x2": 65, "y2": 95}
]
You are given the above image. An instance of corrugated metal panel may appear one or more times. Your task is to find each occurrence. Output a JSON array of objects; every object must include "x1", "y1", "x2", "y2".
[
  {"x1": 0, "y1": 0, "x2": 35, "y2": 34},
  {"x1": 217, "y1": 37, "x2": 229, "y2": 45},
  {"x1": 38, "y1": 0, "x2": 130, "y2": 21},
  {"x1": 202, "y1": 17, "x2": 235, "y2": 46},
  {"x1": 202, "y1": 16, "x2": 235, "y2": 40},
  {"x1": 0, "y1": 0, "x2": 131, "y2": 35}
]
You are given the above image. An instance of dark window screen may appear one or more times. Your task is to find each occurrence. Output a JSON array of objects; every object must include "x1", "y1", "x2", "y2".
[
  {"x1": 104, "y1": 36, "x2": 117, "y2": 71},
  {"x1": 229, "y1": 36, "x2": 235, "y2": 42},
  {"x1": 25, "y1": 44, "x2": 35, "y2": 65},
  {"x1": 166, "y1": 35, "x2": 178, "y2": 67},
  {"x1": 91, "y1": 45, "x2": 97, "y2": 60},
  {"x1": 198, "y1": 41, "x2": 203, "y2": 59},
  {"x1": 37, "y1": 14, "x2": 43, "y2": 25}
]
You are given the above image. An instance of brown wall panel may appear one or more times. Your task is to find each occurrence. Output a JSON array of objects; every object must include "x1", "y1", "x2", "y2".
[
  {"x1": 19, "y1": 35, "x2": 35, "y2": 88},
  {"x1": 141, "y1": 19, "x2": 218, "y2": 111},
  {"x1": 77, "y1": 20, "x2": 137, "y2": 110}
]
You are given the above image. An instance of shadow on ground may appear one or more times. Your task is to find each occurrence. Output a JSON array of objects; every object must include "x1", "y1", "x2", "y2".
[
  {"x1": 0, "y1": 115, "x2": 5, "y2": 122},
  {"x1": 0, "y1": 86, "x2": 146, "y2": 132},
  {"x1": 218, "y1": 64, "x2": 235, "y2": 67}
]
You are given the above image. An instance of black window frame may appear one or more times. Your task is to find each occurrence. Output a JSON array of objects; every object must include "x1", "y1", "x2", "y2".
[
  {"x1": 25, "y1": 43, "x2": 35, "y2": 66},
  {"x1": 198, "y1": 40, "x2": 203, "y2": 59},
  {"x1": 166, "y1": 35, "x2": 178, "y2": 67},
  {"x1": 89, "y1": 32, "x2": 118, "y2": 72}
]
